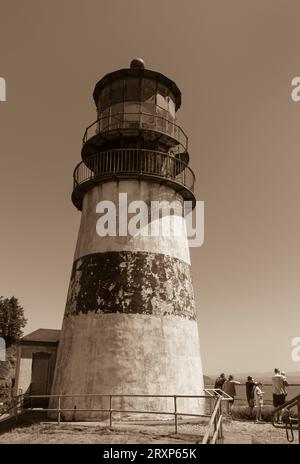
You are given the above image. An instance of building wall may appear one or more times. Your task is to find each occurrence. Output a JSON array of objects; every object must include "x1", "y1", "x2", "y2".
[{"x1": 15, "y1": 344, "x2": 58, "y2": 396}]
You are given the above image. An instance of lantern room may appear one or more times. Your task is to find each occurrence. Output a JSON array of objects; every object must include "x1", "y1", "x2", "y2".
[{"x1": 81, "y1": 59, "x2": 188, "y2": 159}]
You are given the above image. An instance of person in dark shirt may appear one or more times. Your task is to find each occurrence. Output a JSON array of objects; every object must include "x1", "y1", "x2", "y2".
[
  {"x1": 214, "y1": 373, "x2": 226, "y2": 392},
  {"x1": 246, "y1": 376, "x2": 256, "y2": 418}
]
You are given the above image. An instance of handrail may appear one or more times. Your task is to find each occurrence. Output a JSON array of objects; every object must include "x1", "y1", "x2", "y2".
[
  {"x1": 83, "y1": 112, "x2": 188, "y2": 152},
  {"x1": 271, "y1": 394, "x2": 300, "y2": 443},
  {"x1": 72, "y1": 149, "x2": 195, "y2": 207},
  {"x1": 0, "y1": 394, "x2": 29, "y2": 420},
  {"x1": 202, "y1": 396, "x2": 223, "y2": 444},
  {"x1": 4, "y1": 393, "x2": 219, "y2": 440},
  {"x1": 204, "y1": 388, "x2": 233, "y2": 400}
]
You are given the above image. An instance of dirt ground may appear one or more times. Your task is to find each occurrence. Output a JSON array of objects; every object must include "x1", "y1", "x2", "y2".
[{"x1": 0, "y1": 417, "x2": 295, "y2": 444}]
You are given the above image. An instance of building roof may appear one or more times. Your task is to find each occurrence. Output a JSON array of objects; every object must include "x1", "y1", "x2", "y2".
[{"x1": 21, "y1": 328, "x2": 61, "y2": 344}]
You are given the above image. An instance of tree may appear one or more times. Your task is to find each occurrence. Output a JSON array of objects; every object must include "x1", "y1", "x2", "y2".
[{"x1": 0, "y1": 296, "x2": 27, "y2": 346}]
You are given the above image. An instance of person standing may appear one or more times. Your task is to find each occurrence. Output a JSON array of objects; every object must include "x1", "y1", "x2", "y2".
[
  {"x1": 214, "y1": 373, "x2": 226, "y2": 392},
  {"x1": 253, "y1": 382, "x2": 264, "y2": 423},
  {"x1": 281, "y1": 371, "x2": 289, "y2": 398},
  {"x1": 223, "y1": 375, "x2": 241, "y2": 414},
  {"x1": 272, "y1": 368, "x2": 286, "y2": 423},
  {"x1": 246, "y1": 376, "x2": 256, "y2": 418}
]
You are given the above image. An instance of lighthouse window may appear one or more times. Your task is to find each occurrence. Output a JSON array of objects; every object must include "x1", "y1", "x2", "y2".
[
  {"x1": 99, "y1": 85, "x2": 111, "y2": 111},
  {"x1": 125, "y1": 77, "x2": 140, "y2": 101},
  {"x1": 100, "y1": 109, "x2": 109, "y2": 131},
  {"x1": 110, "y1": 103, "x2": 124, "y2": 129},
  {"x1": 124, "y1": 102, "x2": 140, "y2": 125},
  {"x1": 156, "y1": 106, "x2": 168, "y2": 132},
  {"x1": 111, "y1": 79, "x2": 124, "y2": 105},
  {"x1": 168, "y1": 97, "x2": 176, "y2": 118},
  {"x1": 141, "y1": 103, "x2": 156, "y2": 128},
  {"x1": 141, "y1": 101, "x2": 156, "y2": 116},
  {"x1": 142, "y1": 78, "x2": 156, "y2": 104},
  {"x1": 157, "y1": 83, "x2": 169, "y2": 111}
]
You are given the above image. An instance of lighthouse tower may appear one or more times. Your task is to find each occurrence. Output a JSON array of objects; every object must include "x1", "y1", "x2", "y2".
[{"x1": 51, "y1": 59, "x2": 204, "y2": 418}]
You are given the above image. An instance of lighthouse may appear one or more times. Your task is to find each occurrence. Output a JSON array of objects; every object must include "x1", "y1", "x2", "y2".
[{"x1": 51, "y1": 59, "x2": 204, "y2": 418}]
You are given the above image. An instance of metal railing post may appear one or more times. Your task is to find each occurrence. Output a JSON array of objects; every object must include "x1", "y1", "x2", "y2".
[
  {"x1": 297, "y1": 396, "x2": 300, "y2": 445},
  {"x1": 219, "y1": 401, "x2": 223, "y2": 440},
  {"x1": 57, "y1": 396, "x2": 61, "y2": 425},
  {"x1": 109, "y1": 395, "x2": 112, "y2": 428},
  {"x1": 174, "y1": 396, "x2": 178, "y2": 434}
]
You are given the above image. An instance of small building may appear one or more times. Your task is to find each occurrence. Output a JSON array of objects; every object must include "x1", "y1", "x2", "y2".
[{"x1": 14, "y1": 329, "x2": 60, "y2": 398}]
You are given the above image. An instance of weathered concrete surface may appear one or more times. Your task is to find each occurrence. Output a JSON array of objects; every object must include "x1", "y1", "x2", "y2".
[
  {"x1": 65, "y1": 251, "x2": 195, "y2": 319},
  {"x1": 51, "y1": 313, "x2": 204, "y2": 419},
  {"x1": 74, "y1": 180, "x2": 191, "y2": 265}
]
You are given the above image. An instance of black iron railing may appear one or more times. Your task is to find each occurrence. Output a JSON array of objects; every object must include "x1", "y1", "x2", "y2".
[
  {"x1": 73, "y1": 149, "x2": 195, "y2": 193},
  {"x1": 83, "y1": 113, "x2": 188, "y2": 152}
]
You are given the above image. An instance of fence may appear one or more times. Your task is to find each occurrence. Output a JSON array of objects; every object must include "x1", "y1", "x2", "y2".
[{"x1": 1, "y1": 392, "x2": 228, "y2": 444}]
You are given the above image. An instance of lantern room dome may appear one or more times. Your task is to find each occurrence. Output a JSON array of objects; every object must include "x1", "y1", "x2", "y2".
[{"x1": 130, "y1": 58, "x2": 145, "y2": 69}]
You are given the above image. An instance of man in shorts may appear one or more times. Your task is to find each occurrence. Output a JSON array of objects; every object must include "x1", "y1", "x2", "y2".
[
  {"x1": 246, "y1": 376, "x2": 256, "y2": 418},
  {"x1": 272, "y1": 368, "x2": 286, "y2": 423}
]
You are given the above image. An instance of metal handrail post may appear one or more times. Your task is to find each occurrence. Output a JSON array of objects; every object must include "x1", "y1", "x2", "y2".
[
  {"x1": 109, "y1": 395, "x2": 112, "y2": 428},
  {"x1": 57, "y1": 396, "x2": 61, "y2": 425},
  {"x1": 297, "y1": 396, "x2": 300, "y2": 445},
  {"x1": 219, "y1": 401, "x2": 223, "y2": 440},
  {"x1": 174, "y1": 396, "x2": 178, "y2": 434}
]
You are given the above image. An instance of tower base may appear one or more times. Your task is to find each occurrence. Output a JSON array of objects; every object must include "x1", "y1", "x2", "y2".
[{"x1": 49, "y1": 313, "x2": 204, "y2": 420}]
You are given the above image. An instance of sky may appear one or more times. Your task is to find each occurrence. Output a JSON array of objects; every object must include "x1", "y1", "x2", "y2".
[{"x1": 0, "y1": 0, "x2": 300, "y2": 375}]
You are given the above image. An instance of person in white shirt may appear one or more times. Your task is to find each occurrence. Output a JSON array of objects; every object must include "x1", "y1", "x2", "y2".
[
  {"x1": 253, "y1": 382, "x2": 264, "y2": 423},
  {"x1": 272, "y1": 368, "x2": 286, "y2": 423}
]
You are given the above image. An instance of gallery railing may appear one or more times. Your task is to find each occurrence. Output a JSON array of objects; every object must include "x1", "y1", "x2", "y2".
[
  {"x1": 83, "y1": 112, "x2": 188, "y2": 152},
  {"x1": 73, "y1": 149, "x2": 195, "y2": 193}
]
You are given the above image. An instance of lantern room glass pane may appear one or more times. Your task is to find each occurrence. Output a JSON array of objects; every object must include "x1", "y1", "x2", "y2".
[
  {"x1": 156, "y1": 106, "x2": 168, "y2": 132},
  {"x1": 141, "y1": 101, "x2": 156, "y2": 115},
  {"x1": 99, "y1": 85, "x2": 111, "y2": 111},
  {"x1": 141, "y1": 103, "x2": 156, "y2": 129},
  {"x1": 111, "y1": 79, "x2": 124, "y2": 105},
  {"x1": 124, "y1": 102, "x2": 140, "y2": 116},
  {"x1": 124, "y1": 102, "x2": 140, "y2": 126},
  {"x1": 142, "y1": 78, "x2": 156, "y2": 104},
  {"x1": 168, "y1": 97, "x2": 176, "y2": 118},
  {"x1": 125, "y1": 77, "x2": 141, "y2": 101},
  {"x1": 100, "y1": 109, "x2": 109, "y2": 131},
  {"x1": 110, "y1": 103, "x2": 124, "y2": 129},
  {"x1": 157, "y1": 83, "x2": 169, "y2": 112},
  {"x1": 110, "y1": 102, "x2": 124, "y2": 117}
]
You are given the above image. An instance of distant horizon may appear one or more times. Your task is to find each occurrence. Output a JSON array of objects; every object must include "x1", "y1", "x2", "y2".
[{"x1": 205, "y1": 371, "x2": 300, "y2": 378}]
